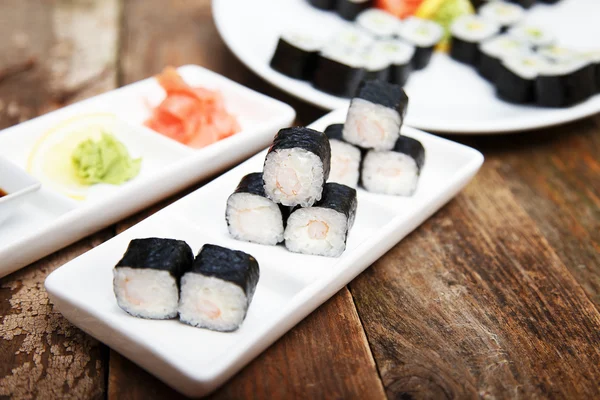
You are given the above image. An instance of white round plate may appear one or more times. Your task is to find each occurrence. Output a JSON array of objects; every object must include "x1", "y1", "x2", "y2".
[{"x1": 213, "y1": 0, "x2": 600, "y2": 134}]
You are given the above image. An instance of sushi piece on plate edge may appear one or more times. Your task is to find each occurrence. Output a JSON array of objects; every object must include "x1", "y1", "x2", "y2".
[
  {"x1": 270, "y1": 33, "x2": 323, "y2": 80},
  {"x1": 478, "y1": 34, "x2": 531, "y2": 82},
  {"x1": 535, "y1": 59, "x2": 597, "y2": 108},
  {"x1": 372, "y1": 39, "x2": 415, "y2": 86},
  {"x1": 450, "y1": 15, "x2": 500, "y2": 66},
  {"x1": 399, "y1": 17, "x2": 444, "y2": 70},
  {"x1": 312, "y1": 49, "x2": 367, "y2": 98},
  {"x1": 495, "y1": 53, "x2": 547, "y2": 104}
]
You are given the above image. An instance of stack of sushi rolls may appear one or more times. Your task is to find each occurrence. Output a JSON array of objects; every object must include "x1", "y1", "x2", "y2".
[
  {"x1": 362, "y1": 135, "x2": 425, "y2": 196},
  {"x1": 179, "y1": 244, "x2": 259, "y2": 332},
  {"x1": 399, "y1": 17, "x2": 444, "y2": 70},
  {"x1": 495, "y1": 53, "x2": 547, "y2": 104},
  {"x1": 535, "y1": 58, "x2": 597, "y2": 107},
  {"x1": 450, "y1": 15, "x2": 500, "y2": 66},
  {"x1": 270, "y1": 33, "x2": 324, "y2": 80},
  {"x1": 285, "y1": 183, "x2": 357, "y2": 257},
  {"x1": 478, "y1": 34, "x2": 531, "y2": 81},
  {"x1": 324, "y1": 124, "x2": 362, "y2": 188},
  {"x1": 113, "y1": 238, "x2": 260, "y2": 332},
  {"x1": 478, "y1": 1, "x2": 525, "y2": 32},
  {"x1": 337, "y1": 0, "x2": 373, "y2": 21},
  {"x1": 226, "y1": 173, "x2": 287, "y2": 245},
  {"x1": 343, "y1": 80, "x2": 408, "y2": 150},
  {"x1": 356, "y1": 9, "x2": 401, "y2": 38},
  {"x1": 371, "y1": 39, "x2": 415, "y2": 86},
  {"x1": 263, "y1": 127, "x2": 331, "y2": 207}
]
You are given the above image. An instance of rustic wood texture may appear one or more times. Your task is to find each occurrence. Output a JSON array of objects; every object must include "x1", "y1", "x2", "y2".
[{"x1": 1, "y1": 0, "x2": 600, "y2": 399}]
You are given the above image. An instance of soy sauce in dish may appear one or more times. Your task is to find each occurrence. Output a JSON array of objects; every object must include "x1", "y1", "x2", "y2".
[{"x1": 0, "y1": 188, "x2": 7, "y2": 197}]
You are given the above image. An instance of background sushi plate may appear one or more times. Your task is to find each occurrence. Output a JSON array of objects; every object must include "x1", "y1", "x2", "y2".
[
  {"x1": 213, "y1": 0, "x2": 600, "y2": 134},
  {"x1": 0, "y1": 65, "x2": 295, "y2": 279},
  {"x1": 45, "y1": 109, "x2": 484, "y2": 398}
]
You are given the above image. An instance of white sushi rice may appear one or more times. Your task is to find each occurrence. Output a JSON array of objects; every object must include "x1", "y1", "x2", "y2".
[
  {"x1": 178, "y1": 274, "x2": 248, "y2": 332},
  {"x1": 362, "y1": 150, "x2": 420, "y2": 196},
  {"x1": 503, "y1": 54, "x2": 547, "y2": 79},
  {"x1": 362, "y1": 46, "x2": 392, "y2": 73},
  {"x1": 479, "y1": 1, "x2": 524, "y2": 27},
  {"x1": 479, "y1": 34, "x2": 530, "y2": 59},
  {"x1": 284, "y1": 207, "x2": 349, "y2": 257},
  {"x1": 356, "y1": 9, "x2": 401, "y2": 38},
  {"x1": 328, "y1": 139, "x2": 361, "y2": 188},
  {"x1": 537, "y1": 45, "x2": 579, "y2": 63},
  {"x1": 372, "y1": 39, "x2": 415, "y2": 65},
  {"x1": 451, "y1": 15, "x2": 500, "y2": 43},
  {"x1": 281, "y1": 31, "x2": 325, "y2": 52},
  {"x1": 226, "y1": 193, "x2": 284, "y2": 245},
  {"x1": 328, "y1": 25, "x2": 375, "y2": 54},
  {"x1": 538, "y1": 57, "x2": 590, "y2": 77},
  {"x1": 263, "y1": 148, "x2": 325, "y2": 207},
  {"x1": 113, "y1": 268, "x2": 179, "y2": 319},
  {"x1": 344, "y1": 98, "x2": 402, "y2": 150},
  {"x1": 400, "y1": 17, "x2": 444, "y2": 47},
  {"x1": 508, "y1": 24, "x2": 555, "y2": 48}
]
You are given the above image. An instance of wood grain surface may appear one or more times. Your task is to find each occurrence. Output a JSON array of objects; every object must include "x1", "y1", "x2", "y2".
[{"x1": 1, "y1": 0, "x2": 599, "y2": 399}]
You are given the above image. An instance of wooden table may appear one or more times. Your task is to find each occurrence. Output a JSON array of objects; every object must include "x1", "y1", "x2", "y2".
[{"x1": 1, "y1": 1, "x2": 599, "y2": 399}]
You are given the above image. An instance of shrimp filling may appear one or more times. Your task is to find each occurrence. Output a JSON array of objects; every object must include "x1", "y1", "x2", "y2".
[
  {"x1": 343, "y1": 98, "x2": 402, "y2": 150},
  {"x1": 362, "y1": 150, "x2": 420, "y2": 196},
  {"x1": 284, "y1": 207, "x2": 349, "y2": 257},
  {"x1": 226, "y1": 193, "x2": 284, "y2": 245}
]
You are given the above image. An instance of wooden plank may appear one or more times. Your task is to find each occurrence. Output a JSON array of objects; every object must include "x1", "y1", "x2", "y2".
[
  {"x1": 349, "y1": 165, "x2": 600, "y2": 399},
  {"x1": 0, "y1": 0, "x2": 121, "y2": 398}
]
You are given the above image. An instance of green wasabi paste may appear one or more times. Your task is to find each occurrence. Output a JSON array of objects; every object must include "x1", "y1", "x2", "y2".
[{"x1": 71, "y1": 132, "x2": 142, "y2": 185}]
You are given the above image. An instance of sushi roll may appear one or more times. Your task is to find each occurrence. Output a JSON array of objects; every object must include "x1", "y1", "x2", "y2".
[
  {"x1": 263, "y1": 127, "x2": 331, "y2": 207},
  {"x1": 178, "y1": 244, "x2": 259, "y2": 332},
  {"x1": 329, "y1": 26, "x2": 375, "y2": 53},
  {"x1": 324, "y1": 124, "x2": 362, "y2": 188},
  {"x1": 478, "y1": 1, "x2": 525, "y2": 32},
  {"x1": 113, "y1": 238, "x2": 194, "y2": 319},
  {"x1": 399, "y1": 17, "x2": 444, "y2": 70},
  {"x1": 495, "y1": 53, "x2": 547, "y2": 104},
  {"x1": 362, "y1": 46, "x2": 392, "y2": 82},
  {"x1": 537, "y1": 45, "x2": 579, "y2": 64},
  {"x1": 535, "y1": 59, "x2": 596, "y2": 107},
  {"x1": 362, "y1": 135, "x2": 425, "y2": 196},
  {"x1": 343, "y1": 80, "x2": 408, "y2": 150},
  {"x1": 336, "y1": 0, "x2": 373, "y2": 21},
  {"x1": 581, "y1": 50, "x2": 600, "y2": 93},
  {"x1": 270, "y1": 33, "x2": 323, "y2": 80},
  {"x1": 226, "y1": 173, "x2": 287, "y2": 245},
  {"x1": 308, "y1": 0, "x2": 337, "y2": 10},
  {"x1": 284, "y1": 183, "x2": 357, "y2": 257},
  {"x1": 450, "y1": 15, "x2": 500, "y2": 66},
  {"x1": 356, "y1": 9, "x2": 401, "y2": 38},
  {"x1": 508, "y1": 24, "x2": 555, "y2": 49},
  {"x1": 507, "y1": 0, "x2": 535, "y2": 9},
  {"x1": 371, "y1": 39, "x2": 415, "y2": 86},
  {"x1": 478, "y1": 34, "x2": 530, "y2": 81}
]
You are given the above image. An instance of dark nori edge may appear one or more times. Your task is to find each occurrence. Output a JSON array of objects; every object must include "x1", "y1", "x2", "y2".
[
  {"x1": 308, "y1": 0, "x2": 337, "y2": 9},
  {"x1": 535, "y1": 64, "x2": 596, "y2": 108},
  {"x1": 495, "y1": 64, "x2": 535, "y2": 104},
  {"x1": 478, "y1": 51, "x2": 502, "y2": 82},
  {"x1": 450, "y1": 36, "x2": 481, "y2": 66},
  {"x1": 353, "y1": 79, "x2": 409, "y2": 119},
  {"x1": 265, "y1": 127, "x2": 331, "y2": 182},
  {"x1": 190, "y1": 244, "x2": 260, "y2": 301},
  {"x1": 115, "y1": 238, "x2": 194, "y2": 279},
  {"x1": 393, "y1": 136, "x2": 425, "y2": 172},
  {"x1": 324, "y1": 124, "x2": 344, "y2": 141},
  {"x1": 270, "y1": 38, "x2": 319, "y2": 80},
  {"x1": 411, "y1": 46, "x2": 435, "y2": 70},
  {"x1": 314, "y1": 182, "x2": 357, "y2": 224},
  {"x1": 336, "y1": 0, "x2": 372, "y2": 20},
  {"x1": 312, "y1": 54, "x2": 366, "y2": 98}
]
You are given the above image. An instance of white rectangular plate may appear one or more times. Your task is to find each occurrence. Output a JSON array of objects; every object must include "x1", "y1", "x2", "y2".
[
  {"x1": 0, "y1": 65, "x2": 295, "y2": 278},
  {"x1": 45, "y1": 109, "x2": 484, "y2": 397}
]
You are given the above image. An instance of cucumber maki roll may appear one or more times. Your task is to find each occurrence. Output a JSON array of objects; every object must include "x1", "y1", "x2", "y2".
[
  {"x1": 399, "y1": 17, "x2": 444, "y2": 70},
  {"x1": 324, "y1": 124, "x2": 362, "y2": 188},
  {"x1": 270, "y1": 33, "x2": 323, "y2": 80},
  {"x1": 362, "y1": 136, "x2": 425, "y2": 196},
  {"x1": 313, "y1": 46, "x2": 366, "y2": 97},
  {"x1": 308, "y1": 0, "x2": 337, "y2": 9},
  {"x1": 356, "y1": 9, "x2": 401, "y2": 38},
  {"x1": 495, "y1": 53, "x2": 547, "y2": 104},
  {"x1": 336, "y1": 0, "x2": 373, "y2": 21},
  {"x1": 113, "y1": 238, "x2": 194, "y2": 320},
  {"x1": 535, "y1": 59, "x2": 596, "y2": 107},
  {"x1": 581, "y1": 50, "x2": 600, "y2": 93},
  {"x1": 478, "y1": 34, "x2": 531, "y2": 82},
  {"x1": 479, "y1": 1, "x2": 525, "y2": 32},
  {"x1": 371, "y1": 39, "x2": 415, "y2": 86},
  {"x1": 450, "y1": 15, "x2": 500, "y2": 65},
  {"x1": 178, "y1": 245, "x2": 259, "y2": 332},
  {"x1": 226, "y1": 173, "x2": 287, "y2": 245},
  {"x1": 508, "y1": 24, "x2": 555, "y2": 49},
  {"x1": 284, "y1": 183, "x2": 357, "y2": 257},
  {"x1": 263, "y1": 127, "x2": 331, "y2": 207},
  {"x1": 343, "y1": 80, "x2": 408, "y2": 150},
  {"x1": 362, "y1": 46, "x2": 392, "y2": 82},
  {"x1": 537, "y1": 45, "x2": 579, "y2": 64}
]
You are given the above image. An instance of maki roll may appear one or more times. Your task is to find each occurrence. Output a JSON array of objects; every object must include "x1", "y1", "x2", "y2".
[
  {"x1": 178, "y1": 244, "x2": 259, "y2": 332},
  {"x1": 343, "y1": 80, "x2": 408, "y2": 150},
  {"x1": 479, "y1": 1, "x2": 525, "y2": 32},
  {"x1": 308, "y1": 0, "x2": 337, "y2": 9},
  {"x1": 362, "y1": 135, "x2": 425, "y2": 196},
  {"x1": 270, "y1": 33, "x2": 323, "y2": 80},
  {"x1": 506, "y1": 0, "x2": 535, "y2": 9},
  {"x1": 336, "y1": 0, "x2": 373, "y2": 21},
  {"x1": 581, "y1": 50, "x2": 600, "y2": 93},
  {"x1": 226, "y1": 173, "x2": 287, "y2": 245},
  {"x1": 324, "y1": 124, "x2": 362, "y2": 188},
  {"x1": 371, "y1": 39, "x2": 415, "y2": 86},
  {"x1": 495, "y1": 53, "x2": 547, "y2": 104},
  {"x1": 356, "y1": 9, "x2": 401, "y2": 38},
  {"x1": 450, "y1": 15, "x2": 500, "y2": 65},
  {"x1": 284, "y1": 183, "x2": 357, "y2": 257},
  {"x1": 508, "y1": 24, "x2": 555, "y2": 49},
  {"x1": 329, "y1": 26, "x2": 375, "y2": 53},
  {"x1": 399, "y1": 17, "x2": 444, "y2": 70},
  {"x1": 537, "y1": 45, "x2": 579, "y2": 64},
  {"x1": 113, "y1": 238, "x2": 194, "y2": 319},
  {"x1": 263, "y1": 127, "x2": 331, "y2": 207},
  {"x1": 478, "y1": 34, "x2": 530, "y2": 81},
  {"x1": 536, "y1": 59, "x2": 596, "y2": 107},
  {"x1": 362, "y1": 46, "x2": 392, "y2": 82}
]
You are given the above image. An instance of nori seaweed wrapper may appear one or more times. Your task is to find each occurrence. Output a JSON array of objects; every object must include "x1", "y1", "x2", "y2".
[
  {"x1": 191, "y1": 244, "x2": 260, "y2": 301},
  {"x1": 324, "y1": 124, "x2": 344, "y2": 141},
  {"x1": 495, "y1": 65, "x2": 536, "y2": 104},
  {"x1": 115, "y1": 238, "x2": 194, "y2": 279},
  {"x1": 450, "y1": 36, "x2": 481, "y2": 65},
  {"x1": 265, "y1": 127, "x2": 331, "y2": 181},
  {"x1": 309, "y1": 0, "x2": 337, "y2": 9},
  {"x1": 354, "y1": 79, "x2": 409, "y2": 119},
  {"x1": 390, "y1": 63, "x2": 412, "y2": 86},
  {"x1": 412, "y1": 46, "x2": 435, "y2": 70},
  {"x1": 508, "y1": 0, "x2": 535, "y2": 9},
  {"x1": 393, "y1": 136, "x2": 425, "y2": 172},
  {"x1": 312, "y1": 54, "x2": 366, "y2": 97},
  {"x1": 535, "y1": 64, "x2": 596, "y2": 107},
  {"x1": 229, "y1": 173, "x2": 291, "y2": 223},
  {"x1": 336, "y1": 0, "x2": 372, "y2": 20},
  {"x1": 270, "y1": 38, "x2": 319, "y2": 80},
  {"x1": 314, "y1": 182, "x2": 357, "y2": 226},
  {"x1": 478, "y1": 51, "x2": 503, "y2": 82}
]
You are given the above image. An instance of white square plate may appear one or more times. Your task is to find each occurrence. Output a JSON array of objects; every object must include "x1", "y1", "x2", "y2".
[{"x1": 45, "y1": 109, "x2": 483, "y2": 397}]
